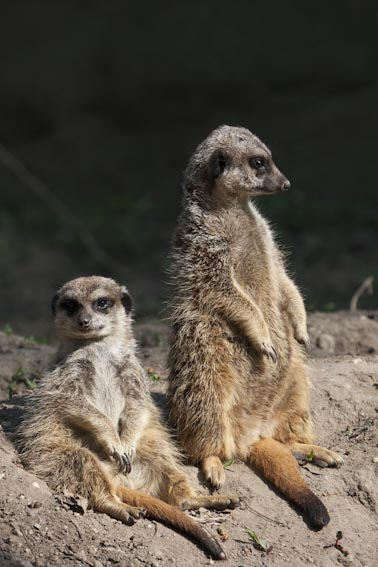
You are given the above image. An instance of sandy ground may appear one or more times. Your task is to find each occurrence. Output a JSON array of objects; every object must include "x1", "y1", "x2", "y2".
[{"x1": 0, "y1": 312, "x2": 377, "y2": 567}]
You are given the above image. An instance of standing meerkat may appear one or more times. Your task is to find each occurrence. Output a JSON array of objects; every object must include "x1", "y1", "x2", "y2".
[
  {"x1": 167, "y1": 125, "x2": 343, "y2": 529},
  {"x1": 17, "y1": 276, "x2": 239, "y2": 560}
]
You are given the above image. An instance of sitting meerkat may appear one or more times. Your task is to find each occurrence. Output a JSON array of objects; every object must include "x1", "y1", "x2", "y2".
[
  {"x1": 167, "y1": 125, "x2": 343, "y2": 529},
  {"x1": 17, "y1": 276, "x2": 239, "y2": 560}
]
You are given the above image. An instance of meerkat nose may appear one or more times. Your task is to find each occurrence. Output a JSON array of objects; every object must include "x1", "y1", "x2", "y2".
[
  {"x1": 80, "y1": 316, "x2": 92, "y2": 328},
  {"x1": 282, "y1": 179, "x2": 291, "y2": 191}
]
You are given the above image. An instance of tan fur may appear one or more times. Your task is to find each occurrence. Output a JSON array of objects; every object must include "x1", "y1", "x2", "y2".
[
  {"x1": 167, "y1": 126, "x2": 343, "y2": 529},
  {"x1": 17, "y1": 276, "x2": 239, "y2": 560}
]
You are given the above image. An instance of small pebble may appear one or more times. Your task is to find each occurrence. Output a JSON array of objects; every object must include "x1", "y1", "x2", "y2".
[
  {"x1": 372, "y1": 457, "x2": 378, "y2": 463},
  {"x1": 32, "y1": 481, "x2": 40, "y2": 489}
]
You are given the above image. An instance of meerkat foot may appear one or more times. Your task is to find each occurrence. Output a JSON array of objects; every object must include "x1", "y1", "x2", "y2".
[
  {"x1": 110, "y1": 448, "x2": 132, "y2": 474},
  {"x1": 100, "y1": 501, "x2": 146, "y2": 525},
  {"x1": 124, "y1": 504, "x2": 147, "y2": 519},
  {"x1": 201, "y1": 456, "x2": 226, "y2": 489},
  {"x1": 260, "y1": 341, "x2": 278, "y2": 363},
  {"x1": 291, "y1": 443, "x2": 343, "y2": 468},
  {"x1": 179, "y1": 494, "x2": 239, "y2": 511}
]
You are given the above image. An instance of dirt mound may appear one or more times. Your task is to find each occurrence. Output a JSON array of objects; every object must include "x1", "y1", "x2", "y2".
[
  {"x1": 0, "y1": 313, "x2": 377, "y2": 567},
  {"x1": 308, "y1": 311, "x2": 378, "y2": 357}
]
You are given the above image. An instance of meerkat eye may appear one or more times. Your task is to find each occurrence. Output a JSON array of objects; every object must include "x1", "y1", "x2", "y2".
[
  {"x1": 94, "y1": 298, "x2": 114, "y2": 311},
  {"x1": 60, "y1": 298, "x2": 80, "y2": 315},
  {"x1": 249, "y1": 157, "x2": 266, "y2": 171}
]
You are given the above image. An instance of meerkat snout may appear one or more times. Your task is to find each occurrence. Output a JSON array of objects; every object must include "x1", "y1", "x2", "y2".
[{"x1": 78, "y1": 310, "x2": 92, "y2": 329}]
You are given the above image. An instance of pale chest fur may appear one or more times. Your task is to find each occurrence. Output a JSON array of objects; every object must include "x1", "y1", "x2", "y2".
[
  {"x1": 81, "y1": 343, "x2": 127, "y2": 426},
  {"x1": 231, "y1": 205, "x2": 281, "y2": 308},
  {"x1": 89, "y1": 361, "x2": 125, "y2": 426}
]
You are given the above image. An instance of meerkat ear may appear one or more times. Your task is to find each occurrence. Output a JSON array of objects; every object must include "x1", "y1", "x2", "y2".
[
  {"x1": 121, "y1": 288, "x2": 133, "y2": 314},
  {"x1": 51, "y1": 293, "x2": 59, "y2": 316},
  {"x1": 209, "y1": 150, "x2": 229, "y2": 179}
]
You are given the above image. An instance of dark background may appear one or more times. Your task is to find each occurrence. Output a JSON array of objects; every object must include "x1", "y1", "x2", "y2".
[{"x1": 1, "y1": 1, "x2": 377, "y2": 338}]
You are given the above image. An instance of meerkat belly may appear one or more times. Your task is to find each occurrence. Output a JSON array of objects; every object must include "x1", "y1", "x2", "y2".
[
  {"x1": 228, "y1": 342, "x2": 283, "y2": 456},
  {"x1": 89, "y1": 365, "x2": 125, "y2": 425},
  {"x1": 234, "y1": 396, "x2": 280, "y2": 457}
]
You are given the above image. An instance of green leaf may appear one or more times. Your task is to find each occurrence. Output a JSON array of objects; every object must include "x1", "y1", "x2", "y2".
[
  {"x1": 223, "y1": 459, "x2": 234, "y2": 470},
  {"x1": 306, "y1": 450, "x2": 315, "y2": 462},
  {"x1": 146, "y1": 368, "x2": 165, "y2": 381},
  {"x1": 8, "y1": 368, "x2": 37, "y2": 400},
  {"x1": 3, "y1": 323, "x2": 13, "y2": 336},
  {"x1": 246, "y1": 528, "x2": 272, "y2": 553}
]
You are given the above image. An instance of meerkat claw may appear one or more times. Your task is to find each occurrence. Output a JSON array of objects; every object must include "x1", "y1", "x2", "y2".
[
  {"x1": 295, "y1": 331, "x2": 310, "y2": 351},
  {"x1": 111, "y1": 449, "x2": 131, "y2": 474},
  {"x1": 121, "y1": 453, "x2": 132, "y2": 474},
  {"x1": 261, "y1": 342, "x2": 277, "y2": 363},
  {"x1": 123, "y1": 513, "x2": 135, "y2": 526},
  {"x1": 127, "y1": 506, "x2": 147, "y2": 519}
]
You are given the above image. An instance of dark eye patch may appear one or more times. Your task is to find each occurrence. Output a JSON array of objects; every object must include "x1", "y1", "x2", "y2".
[
  {"x1": 93, "y1": 297, "x2": 114, "y2": 312},
  {"x1": 60, "y1": 298, "x2": 80, "y2": 316}
]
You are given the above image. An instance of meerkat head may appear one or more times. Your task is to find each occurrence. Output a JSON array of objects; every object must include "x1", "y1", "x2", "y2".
[
  {"x1": 184, "y1": 125, "x2": 290, "y2": 207},
  {"x1": 51, "y1": 276, "x2": 133, "y2": 341}
]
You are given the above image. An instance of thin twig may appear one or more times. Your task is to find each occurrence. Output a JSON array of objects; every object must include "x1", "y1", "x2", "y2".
[
  {"x1": 197, "y1": 516, "x2": 228, "y2": 524},
  {"x1": 0, "y1": 142, "x2": 124, "y2": 272},
  {"x1": 350, "y1": 276, "x2": 374, "y2": 311},
  {"x1": 70, "y1": 518, "x2": 83, "y2": 540},
  {"x1": 243, "y1": 502, "x2": 286, "y2": 527}
]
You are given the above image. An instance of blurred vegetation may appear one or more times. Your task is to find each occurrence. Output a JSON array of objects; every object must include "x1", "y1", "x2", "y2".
[{"x1": 0, "y1": 1, "x2": 376, "y2": 337}]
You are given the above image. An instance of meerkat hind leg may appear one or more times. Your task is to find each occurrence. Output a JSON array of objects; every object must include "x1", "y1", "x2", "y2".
[
  {"x1": 201, "y1": 455, "x2": 226, "y2": 489},
  {"x1": 291, "y1": 442, "x2": 343, "y2": 468},
  {"x1": 56, "y1": 447, "x2": 147, "y2": 525}
]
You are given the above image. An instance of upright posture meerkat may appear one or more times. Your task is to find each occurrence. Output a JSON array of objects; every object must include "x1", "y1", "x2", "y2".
[
  {"x1": 167, "y1": 125, "x2": 343, "y2": 529},
  {"x1": 17, "y1": 276, "x2": 239, "y2": 560}
]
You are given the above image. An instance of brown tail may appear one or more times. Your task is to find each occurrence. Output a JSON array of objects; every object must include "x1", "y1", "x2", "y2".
[
  {"x1": 248, "y1": 438, "x2": 330, "y2": 529},
  {"x1": 117, "y1": 486, "x2": 226, "y2": 560}
]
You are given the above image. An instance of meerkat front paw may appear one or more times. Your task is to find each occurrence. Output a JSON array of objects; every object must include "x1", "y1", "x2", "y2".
[
  {"x1": 123, "y1": 444, "x2": 136, "y2": 466},
  {"x1": 294, "y1": 326, "x2": 310, "y2": 351},
  {"x1": 110, "y1": 448, "x2": 132, "y2": 474}
]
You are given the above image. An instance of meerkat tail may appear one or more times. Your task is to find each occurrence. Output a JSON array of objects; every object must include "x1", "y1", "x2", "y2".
[
  {"x1": 248, "y1": 438, "x2": 330, "y2": 529},
  {"x1": 116, "y1": 486, "x2": 226, "y2": 560}
]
